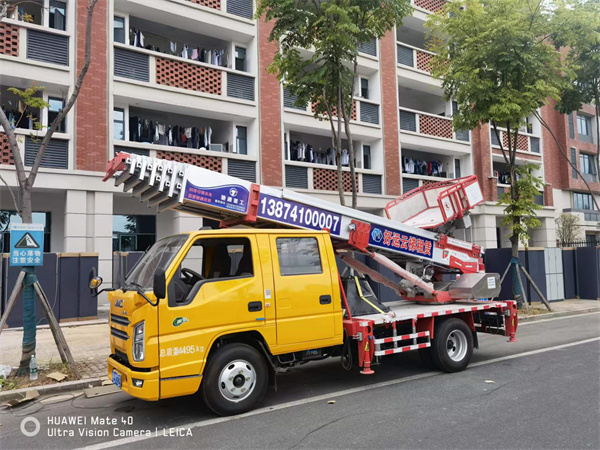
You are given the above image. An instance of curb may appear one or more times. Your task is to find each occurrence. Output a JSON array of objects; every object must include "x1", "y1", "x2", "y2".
[
  {"x1": 2, "y1": 319, "x2": 108, "y2": 333},
  {"x1": 0, "y1": 377, "x2": 104, "y2": 404},
  {"x1": 519, "y1": 307, "x2": 600, "y2": 322}
]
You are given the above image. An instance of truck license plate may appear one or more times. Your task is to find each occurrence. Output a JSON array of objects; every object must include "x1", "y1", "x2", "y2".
[{"x1": 112, "y1": 370, "x2": 122, "y2": 388}]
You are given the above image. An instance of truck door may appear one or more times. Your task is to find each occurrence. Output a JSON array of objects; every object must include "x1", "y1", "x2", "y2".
[
  {"x1": 270, "y1": 234, "x2": 336, "y2": 347},
  {"x1": 157, "y1": 235, "x2": 264, "y2": 398}
]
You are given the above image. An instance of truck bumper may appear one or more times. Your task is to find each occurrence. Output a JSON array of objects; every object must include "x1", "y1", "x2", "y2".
[{"x1": 107, "y1": 355, "x2": 160, "y2": 401}]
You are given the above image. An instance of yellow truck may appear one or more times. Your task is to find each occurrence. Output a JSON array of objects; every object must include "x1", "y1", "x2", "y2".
[{"x1": 92, "y1": 153, "x2": 518, "y2": 416}]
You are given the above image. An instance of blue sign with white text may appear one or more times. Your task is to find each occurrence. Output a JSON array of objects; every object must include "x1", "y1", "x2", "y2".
[{"x1": 10, "y1": 223, "x2": 44, "y2": 266}]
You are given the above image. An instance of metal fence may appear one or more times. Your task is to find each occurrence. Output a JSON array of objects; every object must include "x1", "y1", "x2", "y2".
[{"x1": 558, "y1": 239, "x2": 599, "y2": 248}]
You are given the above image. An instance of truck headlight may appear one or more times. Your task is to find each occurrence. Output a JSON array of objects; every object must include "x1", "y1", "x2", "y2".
[{"x1": 132, "y1": 321, "x2": 145, "y2": 362}]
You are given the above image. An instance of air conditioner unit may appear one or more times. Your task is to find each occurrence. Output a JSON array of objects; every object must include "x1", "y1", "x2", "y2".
[{"x1": 209, "y1": 143, "x2": 223, "y2": 152}]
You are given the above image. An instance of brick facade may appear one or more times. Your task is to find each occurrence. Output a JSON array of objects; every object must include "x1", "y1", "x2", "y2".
[
  {"x1": 258, "y1": 18, "x2": 282, "y2": 186},
  {"x1": 471, "y1": 124, "x2": 493, "y2": 201},
  {"x1": 542, "y1": 101, "x2": 600, "y2": 194},
  {"x1": 75, "y1": 0, "x2": 108, "y2": 172},
  {"x1": 380, "y1": 31, "x2": 401, "y2": 196}
]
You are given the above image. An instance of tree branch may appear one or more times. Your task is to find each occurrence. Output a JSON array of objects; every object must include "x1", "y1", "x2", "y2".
[
  {"x1": 0, "y1": 171, "x2": 19, "y2": 212},
  {"x1": 0, "y1": 107, "x2": 27, "y2": 188},
  {"x1": 26, "y1": 0, "x2": 100, "y2": 189}
]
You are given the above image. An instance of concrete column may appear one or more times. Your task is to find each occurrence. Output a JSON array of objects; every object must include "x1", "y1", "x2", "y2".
[
  {"x1": 531, "y1": 217, "x2": 557, "y2": 248},
  {"x1": 64, "y1": 190, "x2": 87, "y2": 252},
  {"x1": 88, "y1": 192, "x2": 114, "y2": 284},
  {"x1": 471, "y1": 213, "x2": 497, "y2": 249},
  {"x1": 156, "y1": 210, "x2": 204, "y2": 239}
]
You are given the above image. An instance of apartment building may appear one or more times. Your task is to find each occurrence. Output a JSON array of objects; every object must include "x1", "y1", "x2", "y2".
[{"x1": 1, "y1": 0, "x2": 598, "y2": 283}]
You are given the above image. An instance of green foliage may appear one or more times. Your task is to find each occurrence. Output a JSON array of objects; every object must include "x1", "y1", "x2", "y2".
[
  {"x1": 257, "y1": 0, "x2": 412, "y2": 119},
  {"x1": 497, "y1": 164, "x2": 544, "y2": 247},
  {"x1": 426, "y1": 0, "x2": 565, "y2": 133},
  {"x1": 7, "y1": 85, "x2": 49, "y2": 137},
  {"x1": 552, "y1": 0, "x2": 600, "y2": 115}
]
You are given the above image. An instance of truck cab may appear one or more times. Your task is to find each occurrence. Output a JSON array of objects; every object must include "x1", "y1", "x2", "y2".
[{"x1": 106, "y1": 229, "x2": 343, "y2": 415}]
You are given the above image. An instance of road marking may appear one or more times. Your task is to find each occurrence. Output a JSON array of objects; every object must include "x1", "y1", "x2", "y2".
[
  {"x1": 80, "y1": 336, "x2": 600, "y2": 450},
  {"x1": 519, "y1": 311, "x2": 600, "y2": 326},
  {"x1": 470, "y1": 337, "x2": 600, "y2": 367}
]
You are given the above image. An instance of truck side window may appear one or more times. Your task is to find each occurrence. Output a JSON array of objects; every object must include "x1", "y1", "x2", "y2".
[
  {"x1": 168, "y1": 237, "x2": 253, "y2": 306},
  {"x1": 276, "y1": 237, "x2": 322, "y2": 276}
]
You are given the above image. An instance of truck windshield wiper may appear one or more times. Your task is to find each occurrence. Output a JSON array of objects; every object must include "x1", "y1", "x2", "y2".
[{"x1": 124, "y1": 281, "x2": 158, "y2": 307}]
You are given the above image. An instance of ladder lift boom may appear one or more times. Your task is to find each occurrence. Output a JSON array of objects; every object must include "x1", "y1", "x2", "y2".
[{"x1": 104, "y1": 152, "x2": 500, "y2": 304}]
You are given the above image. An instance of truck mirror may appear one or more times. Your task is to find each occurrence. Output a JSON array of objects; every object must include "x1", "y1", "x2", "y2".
[
  {"x1": 154, "y1": 269, "x2": 167, "y2": 300},
  {"x1": 89, "y1": 276, "x2": 103, "y2": 290}
]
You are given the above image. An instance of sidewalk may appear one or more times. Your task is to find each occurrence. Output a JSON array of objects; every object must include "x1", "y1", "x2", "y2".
[
  {"x1": 518, "y1": 298, "x2": 600, "y2": 321},
  {"x1": 0, "y1": 321, "x2": 109, "y2": 379}
]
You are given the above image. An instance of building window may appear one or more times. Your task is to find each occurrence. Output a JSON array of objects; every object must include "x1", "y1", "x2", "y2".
[
  {"x1": 362, "y1": 145, "x2": 371, "y2": 170},
  {"x1": 0, "y1": 211, "x2": 52, "y2": 253},
  {"x1": 113, "y1": 215, "x2": 156, "y2": 252},
  {"x1": 114, "y1": 16, "x2": 125, "y2": 44},
  {"x1": 360, "y1": 78, "x2": 369, "y2": 99},
  {"x1": 577, "y1": 114, "x2": 592, "y2": 142},
  {"x1": 49, "y1": 1, "x2": 66, "y2": 31},
  {"x1": 48, "y1": 97, "x2": 66, "y2": 133},
  {"x1": 573, "y1": 192, "x2": 595, "y2": 211},
  {"x1": 235, "y1": 46, "x2": 246, "y2": 72},
  {"x1": 580, "y1": 153, "x2": 596, "y2": 175},
  {"x1": 568, "y1": 113, "x2": 575, "y2": 139},
  {"x1": 455, "y1": 159, "x2": 461, "y2": 178},
  {"x1": 236, "y1": 126, "x2": 247, "y2": 155},
  {"x1": 571, "y1": 147, "x2": 577, "y2": 179},
  {"x1": 114, "y1": 108, "x2": 125, "y2": 140}
]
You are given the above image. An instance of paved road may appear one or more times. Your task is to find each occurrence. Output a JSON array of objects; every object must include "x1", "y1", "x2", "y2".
[{"x1": 1, "y1": 312, "x2": 599, "y2": 449}]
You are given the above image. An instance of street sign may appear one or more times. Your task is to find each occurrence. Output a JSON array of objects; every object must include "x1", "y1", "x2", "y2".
[{"x1": 10, "y1": 223, "x2": 44, "y2": 267}]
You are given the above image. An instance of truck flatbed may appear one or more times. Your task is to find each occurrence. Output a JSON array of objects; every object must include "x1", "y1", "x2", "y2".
[{"x1": 356, "y1": 299, "x2": 508, "y2": 325}]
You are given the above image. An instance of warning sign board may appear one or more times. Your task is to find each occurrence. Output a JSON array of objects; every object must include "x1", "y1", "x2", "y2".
[{"x1": 10, "y1": 223, "x2": 44, "y2": 267}]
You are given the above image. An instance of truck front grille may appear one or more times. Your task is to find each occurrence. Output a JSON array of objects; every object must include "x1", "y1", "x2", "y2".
[
  {"x1": 111, "y1": 327, "x2": 129, "y2": 341},
  {"x1": 111, "y1": 314, "x2": 130, "y2": 326}
]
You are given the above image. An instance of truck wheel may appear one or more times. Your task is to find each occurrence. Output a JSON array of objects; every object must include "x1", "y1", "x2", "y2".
[
  {"x1": 431, "y1": 318, "x2": 473, "y2": 373},
  {"x1": 201, "y1": 343, "x2": 268, "y2": 416}
]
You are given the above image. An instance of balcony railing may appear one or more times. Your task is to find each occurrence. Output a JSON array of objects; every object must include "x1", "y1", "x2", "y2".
[
  {"x1": 1, "y1": 132, "x2": 69, "y2": 169},
  {"x1": 412, "y1": 0, "x2": 447, "y2": 14},
  {"x1": 114, "y1": 45, "x2": 255, "y2": 101},
  {"x1": 399, "y1": 107, "x2": 470, "y2": 143},
  {"x1": 490, "y1": 129, "x2": 541, "y2": 153},
  {"x1": 184, "y1": 0, "x2": 254, "y2": 19},
  {"x1": 397, "y1": 42, "x2": 435, "y2": 74},
  {"x1": 0, "y1": 22, "x2": 69, "y2": 66},
  {"x1": 283, "y1": 88, "x2": 380, "y2": 125},
  {"x1": 284, "y1": 163, "x2": 382, "y2": 194}
]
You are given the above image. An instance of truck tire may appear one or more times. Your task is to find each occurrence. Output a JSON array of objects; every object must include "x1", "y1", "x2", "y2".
[
  {"x1": 431, "y1": 318, "x2": 473, "y2": 373},
  {"x1": 201, "y1": 343, "x2": 268, "y2": 416}
]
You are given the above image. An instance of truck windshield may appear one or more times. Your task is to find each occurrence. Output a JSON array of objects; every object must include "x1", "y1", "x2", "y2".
[{"x1": 123, "y1": 234, "x2": 188, "y2": 291}]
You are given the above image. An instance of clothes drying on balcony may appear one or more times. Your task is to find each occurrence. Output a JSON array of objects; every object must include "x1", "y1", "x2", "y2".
[
  {"x1": 287, "y1": 141, "x2": 353, "y2": 167},
  {"x1": 130, "y1": 28, "x2": 229, "y2": 68},
  {"x1": 128, "y1": 117, "x2": 213, "y2": 150},
  {"x1": 493, "y1": 170, "x2": 521, "y2": 185},
  {"x1": 402, "y1": 157, "x2": 445, "y2": 177}
]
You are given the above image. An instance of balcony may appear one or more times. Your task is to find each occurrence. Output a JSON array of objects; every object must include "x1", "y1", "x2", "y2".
[
  {"x1": 0, "y1": 21, "x2": 70, "y2": 86},
  {"x1": 399, "y1": 107, "x2": 470, "y2": 155},
  {"x1": 410, "y1": 0, "x2": 447, "y2": 21},
  {"x1": 284, "y1": 164, "x2": 382, "y2": 196},
  {"x1": 1, "y1": 131, "x2": 70, "y2": 170},
  {"x1": 490, "y1": 128, "x2": 541, "y2": 160},
  {"x1": 116, "y1": 0, "x2": 255, "y2": 40},
  {"x1": 113, "y1": 44, "x2": 255, "y2": 117},
  {"x1": 282, "y1": 88, "x2": 381, "y2": 141}
]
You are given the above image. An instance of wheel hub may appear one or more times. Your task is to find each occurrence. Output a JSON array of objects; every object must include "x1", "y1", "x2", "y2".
[
  {"x1": 218, "y1": 360, "x2": 256, "y2": 403},
  {"x1": 446, "y1": 330, "x2": 468, "y2": 362}
]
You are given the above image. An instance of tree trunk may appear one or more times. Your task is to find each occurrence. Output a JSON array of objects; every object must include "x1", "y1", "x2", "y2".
[{"x1": 336, "y1": 85, "x2": 344, "y2": 206}]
